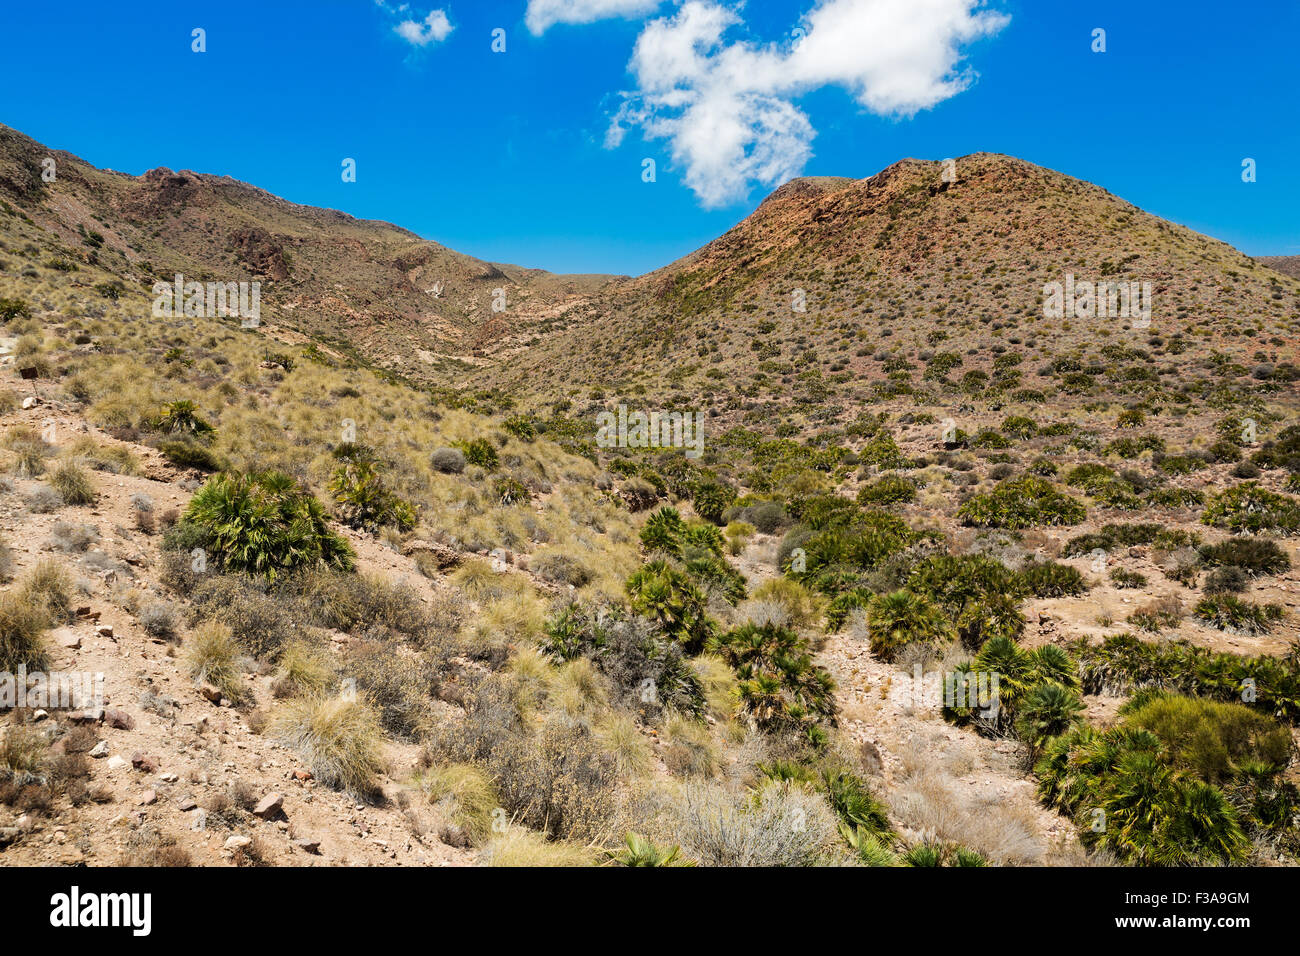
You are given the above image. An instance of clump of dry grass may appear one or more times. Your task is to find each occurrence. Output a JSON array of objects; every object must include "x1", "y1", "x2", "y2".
[
  {"x1": 650, "y1": 780, "x2": 844, "y2": 866},
  {"x1": 417, "y1": 762, "x2": 499, "y2": 845},
  {"x1": 475, "y1": 826, "x2": 594, "y2": 867},
  {"x1": 272, "y1": 694, "x2": 386, "y2": 800},
  {"x1": 48, "y1": 460, "x2": 96, "y2": 505},
  {"x1": 661, "y1": 714, "x2": 721, "y2": 779},
  {"x1": 0, "y1": 723, "x2": 47, "y2": 785},
  {"x1": 594, "y1": 712, "x2": 653, "y2": 778},
  {"x1": 0, "y1": 590, "x2": 51, "y2": 674},
  {"x1": 274, "y1": 640, "x2": 336, "y2": 698},
  {"x1": 22, "y1": 559, "x2": 74, "y2": 623},
  {"x1": 184, "y1": 620, "x2": 246, "y2": 703},
  {"x1": 889, "y1": 735, "x2": 1046, "y2": 865}
]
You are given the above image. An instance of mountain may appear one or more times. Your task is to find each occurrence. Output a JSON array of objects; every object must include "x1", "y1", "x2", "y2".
[
  {"x1": 5, "y1": 125, "x2": 1296, "y2": 428},
  {"x1": 0, "y1": 124, "x2": 613, "y2": 381},
  {"x1": 1259, "y1": 255, "x2": 1300, "y2": 280},
  {"x1": 461, "y1": 153, "x2": 1300, "y2": 424}
]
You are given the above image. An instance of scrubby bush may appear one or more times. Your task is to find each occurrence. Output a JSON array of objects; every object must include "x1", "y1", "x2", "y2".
[
  {"x1": 1202, "y1": 483, "x2": 1300, "y2": 535},
  {"x1": 708, "y1": 621, "x2": 836, "y2": 738},
  {"x1": 1109, "y1": 567, "x2": 1147, "y2": 589},
  {"x1": 1019, "y1": 560, "x2": 1088, "y2": 597},
  {"x1": 957, "y1": 476, "x2": 1085, "y2": 529},
  {"x1": 48, "y1": 461, "x2": 96, "y2": 505},
  {"x1": 188, "y1": 575, "x2": 294, "y2": 659},
  {"x1": 865, "y1": 590, "x2": 954, "y2": 662},
  {"x1": 183, "y1": 471, "x2": 354, "y2": 579},
  {"x1": 1198, "y1": 538, "x2": 1290, "y2": 577},
  {"x1": 273, "y1": 694, "x2": 386, "y2": 800},
  {"x1": 158, "y1": 440, "x2": 224, "y2": 471},
  {"x1": 1193, "y1": 595, "x2": 1284, "y2": 635},
  {"x1": 857, "y1": 474, "x2": 918, "y2": 506},
  {"x1": 540, "y1": 604, "x2": 705, "y2": 718},
  {"x1": 430, "y1": 447, "x2": 466, "y2": 474}
]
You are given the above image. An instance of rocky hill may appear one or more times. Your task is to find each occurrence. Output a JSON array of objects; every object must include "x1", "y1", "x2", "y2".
[{"x1": 1, "y1": 125, "x2": 1298, "y2": 868}]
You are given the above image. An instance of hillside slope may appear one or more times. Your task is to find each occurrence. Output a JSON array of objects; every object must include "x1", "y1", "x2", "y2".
[
  {"x1": 463, "y1": 154, "x2": 1300, "y2": 426},
  {"x1": 0, "y1": 124, "x2": 614, "y2": 383}
]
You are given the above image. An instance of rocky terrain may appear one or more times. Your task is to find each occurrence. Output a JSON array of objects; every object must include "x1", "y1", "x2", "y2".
[{"x1": 1, "y1": 122, "x2": 1297, "y2": 868}]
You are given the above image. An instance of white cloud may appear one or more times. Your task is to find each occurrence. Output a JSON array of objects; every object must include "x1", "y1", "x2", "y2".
[
  {"x1": 607, "y1": 0, "x2": 1009, "y2": 207},
  {"x1": 526, "y1": 0, "x2": 664, "y2": 35},
  {"x1": 394, "y1": 8, "x2": 455, "y2": 46}
]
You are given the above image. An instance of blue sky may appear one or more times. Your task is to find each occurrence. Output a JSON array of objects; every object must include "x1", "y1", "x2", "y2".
[{"x1": 2, "y1": 0, "x2": 1296, "y2": 275}]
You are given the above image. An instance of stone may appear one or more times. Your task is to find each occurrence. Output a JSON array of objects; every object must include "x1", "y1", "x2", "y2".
[
  {"x1": 138, "y1": 789, "x2": 157, "y2": 806},
  {"x1": 199, "y1": 683, "x2": 223, "y2": 704},
  {"x1": 88, "y1": 741, "x2": 109, "y2": 758},
  {"x1": 130, "y1": 752, "x2": 158, "y2": 773},
  {"x1": 292, "y1": 769, "x2": 314, "y2": 782},
  {"x1": 94, "y1": 624, "x2": 114, "y2": 639},
  {"x1": 224, "y1": 836, "x2": 252, "y2": 852},
  {"x1": 252, "y1": 793, "x2": 284, "y2": 819},
  {"x1": 176, "y1": 798, "x2": 198, "y2": 812},
  {"x1": 21, "y1": 396, "x2": 39, "y2": 410},
  {"x1": 106, "y1": 755, "x2": 128, "y2": 771},
  {"x1": 104, "y1": 709, "x2": 135, "y2": 731},
  {"x1": 292, "y1": 838, "x2": 321, "y2": 854}
]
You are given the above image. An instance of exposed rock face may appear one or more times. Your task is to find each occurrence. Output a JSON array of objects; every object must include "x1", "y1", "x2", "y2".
[{"x1": 229, "y1": 226, "x2": 291, "y2": 281}]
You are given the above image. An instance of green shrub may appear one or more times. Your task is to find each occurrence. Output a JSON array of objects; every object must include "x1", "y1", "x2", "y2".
[
  {"x1": 864, "y1": 590, "x2": 954, "y2": 662},
  {"x1": 1014, "y1": 682, "x2": 1085, "y2": 752},
  {"x1": 1020, "y1": 560, "x2": 1088, "y2": 597},
  {"x1": 330, "y1": 460, "x2": 417, "y2": 531},
  {"x1": 625, "y1": 561, "x2": 713, "y2": 653},
  {"x1": 684, "y1": 555, "x2": 747, "y2": 605},
  {"x1": 640, "y1": 506, "x2": 686, "y2": 556},
  {"x1": 957, "y1": 476, "x2": 1086, "y2": 529},
  {"x1": 1074, "y1": 634, "x2": 1300, "y2": 724},
  {"x1": 156, "y1": 399, "x2": 215, "y2": 437},
  {"x1": 1108, "y1": 567, "x2": 1147, "y2": 589},
  {"x1": 0, "y1": 297, "x2": 30, "y2": 320},
  {"x1": 708, "y1": 621, "x2": 836, "y2": 736},
  {"x1": 856, "y1": 474, "x2": 918, "y2": 506},
  {"x1": 691, "y1": 480, "x2": 737, "y2": 525},
  {"x1": 1202, "y1": 483, "x2": 1300, "y2": 535},
  {"x1": 907, "y1": 554, "x2": 1025, "y2": 650},
  {"x1": 184, "y1": 471, "x2": 355, "y2": 579},
  {"x1": 455, "y1": 437, "x2": 499, "y2": 470},
  {"x1": 1193, "y1": 594, "x2": 1284, "y2": 635},
  {"x1": 1198, "y1": 538, "x2": 1290, "y2": 577}
]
